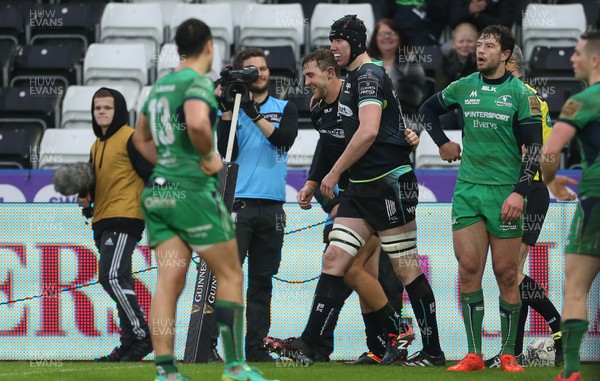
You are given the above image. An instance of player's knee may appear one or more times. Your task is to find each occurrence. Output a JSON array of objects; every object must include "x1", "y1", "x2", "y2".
[
  {"x1": 380, "y1": 231, "x2": 417, "y2": 260},
  {"x1": 328, "y1": 224, "x2": 366, "y2": 257},
  {"x1": 458, "y1": 254, "x2": 483, "y2": 275},
  {"x1": 322, "y1": 246, "x2": 342, "y2": 273},
  {"x1": 394, "y1": 264, "x2": 422, "y2": 284},
  {"x1": 343, "y1": 262, "x2": 365, "y2": 288},
  {"x1": 216, "y1": 264, "x2": 243, "y2": 289},
  {"x1": 495, "y1": 266, "x2": 518, "y2": 288},
  {"x1": 159, "y1": 271, "x2": 187, "y2": 297}
]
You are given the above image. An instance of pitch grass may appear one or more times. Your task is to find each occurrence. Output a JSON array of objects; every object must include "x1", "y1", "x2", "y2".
[{"x1": 0, "y1": 361, "x2": 598, "y2": 381}]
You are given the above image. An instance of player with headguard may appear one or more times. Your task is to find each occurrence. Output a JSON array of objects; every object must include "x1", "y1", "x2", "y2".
[
  {"x1": 298, "y1": 15, "x2": 444, "y2": 366},
  {"x1": 263, "y1": 48, "x2": 420, "y2": 365},
  {"x1": 132, "y1": 18, "x2": 278, "y2": 381}
]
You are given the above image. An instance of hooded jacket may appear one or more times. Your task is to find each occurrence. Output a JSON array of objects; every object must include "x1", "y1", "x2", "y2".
[{"x1": 89, "y1": 87, "x2": 153, "y2": 245}]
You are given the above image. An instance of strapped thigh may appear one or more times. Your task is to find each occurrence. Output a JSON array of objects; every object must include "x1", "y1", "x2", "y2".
[
  {"x1": 380, "y1": 231, "x2": 417, "y2": 259},
  {"x1": 328, "y1": 223, "x2": 366, "y2": 257}
]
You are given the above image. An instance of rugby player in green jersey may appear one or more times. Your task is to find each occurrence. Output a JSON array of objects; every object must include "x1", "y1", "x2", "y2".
[
  {"x1": 132, "y1": 19, "x2": 278, "y2": 381},
  {"x1": 419, "y1": 25, "x2": 543, "y2": 372},
  {"x1": 485, "y1": 44, "x2": 564, "y2": 368},
  {"x1": 542, "y1": 30, "x2": 600, "y2": 381}
]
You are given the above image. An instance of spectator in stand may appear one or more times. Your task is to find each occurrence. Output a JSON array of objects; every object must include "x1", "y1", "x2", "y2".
[
  {"x1": 380, "y1": 0, "x2": 450, "y2": 46},
  {"x1": 440, "y1": 22, "x2": 478, "y2": 130},
  {"x1": 443, "y1": 22, "x2": 478, "y2": 86},
  {"x1": 449, "y1": 0, "x2": 521, "y2": 31},
  {"x1": 367, "y1": 18, "x2": 426, "y2": 116}
]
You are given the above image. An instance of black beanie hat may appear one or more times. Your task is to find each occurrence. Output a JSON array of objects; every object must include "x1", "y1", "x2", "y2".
[{"x1": 329, "y1": 15, "x2": 367, "y2": 64}]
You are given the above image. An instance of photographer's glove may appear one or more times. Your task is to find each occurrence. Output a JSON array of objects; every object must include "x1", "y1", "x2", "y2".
[
  {"x1": 242, "y1": 100, "x2": 263, "y2": 123},
  {"x1": 217, "y1": 95, "x2": 234, "y2": 113}
]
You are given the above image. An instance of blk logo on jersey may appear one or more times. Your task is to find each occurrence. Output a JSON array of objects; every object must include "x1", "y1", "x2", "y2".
[{"x1": 482, "y1": 85, "x2": 497, "y2": 92}]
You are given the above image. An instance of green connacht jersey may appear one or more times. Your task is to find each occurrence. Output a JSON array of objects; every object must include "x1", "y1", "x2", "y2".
[
  {"x1": 439, "y1": 71, "x2": 542, "y2": 185},
  {"x1": 142, "y1": 68, "x2": 219, "y2": 190},
  {"x1": 557, "y1": 82, "x2": 600, "y2": 198}
]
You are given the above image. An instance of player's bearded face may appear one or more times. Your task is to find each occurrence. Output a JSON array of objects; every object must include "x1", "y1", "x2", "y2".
[
  {"x1": 476, "y1": 35, "x2": 502, "y2": 75},
  {"x1": 303, "y1": 61, "x2": 328, "y2": 100}
]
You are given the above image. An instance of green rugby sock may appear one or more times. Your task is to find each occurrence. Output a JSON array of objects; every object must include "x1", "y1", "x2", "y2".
[
  {"x1": 499, "y1": 298, "x2": 521, "y2": 355},
  {"x1": 155, "y1": 354, "x2": 178, "y2": 376},
  {"x1": 216, "y1": 300, "x2": 245, "y2": 368},
  {"x1": 461, "y1": 290, "x2": 484, "y2": 356},
  {"x1": 562, "y1": 319, "x2": 588, "y2": 378}
]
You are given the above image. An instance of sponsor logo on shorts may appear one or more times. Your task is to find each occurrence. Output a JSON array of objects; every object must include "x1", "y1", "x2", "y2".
[
  {"x1": 385, "y1": 198, "x2": 398, "y2": 223},
  {"x1": 500, "y1": 222, "x2": 518, "y2": 231}
]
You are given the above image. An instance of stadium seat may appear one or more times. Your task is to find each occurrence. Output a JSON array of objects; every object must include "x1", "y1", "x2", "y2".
[
  {"x1": 522, "y1": 3, "x2": 586, "y2": 62},
  {"x1": 0, "y1": 40, "x2": 17, "y2": 87},
  {"x1": 61, "y1": 85, "x2": 130, "y2": 130},
  {"x1": 528, "y1": 46, "x2": 575, "y2": 78},
  {"x1": 287, "y1": 128, "x2": 319, "y2": 169},
  {"x1": 100, "y1": 3, "x2": 163, "y2": 68},
  {"x1": 530, "y1": 77, "x2": 587, "y2": 118},
  {"x1": 0, "y1": 122, "x2": 44, "y2": 169},
  {"x1": 157, "y1": 43, "x2": 222, "y2": 81},
  {"x1": 262, "y1": 46, "x2": 297, "y2": 80},
  {"x1": 0, "y1": 1, "x2": 34, "y2": 45},
  {"x1": 0, "y1": 86, "x2": 62, "y2": 130},
  {"x1": 557, "y1": 0, "x2": 600, "y2": 28},
  {"x1": 28, "y1": 2, "x2": 105, "y2": 54},
  {"x1": 415, "y1": 130, "x2": 462, "y2": 169},
  {"x1": 276, "y1": 0, "x2": 320, "y2": 22},
  {"x1": 170, "y1": 3, "x2": 234, "y2": 63},
  {"x1": 310, "y1": 3, "x2": 375, "y2": 49},
  {"x1": 83, "y1": 43, "x2": 148, "y2": 105},
  {"x1": 9, "y1": 42, "x2": 82, "y2": 89},
  {"x1": 284, "y1": 88, "x2": 312, "y2": 122},
  {"x1": 37, "y1": 128, "x2": 97, "y2": 169},
  {"x1": 239, "y1": 3, "x2": 305, "y2": 61}
]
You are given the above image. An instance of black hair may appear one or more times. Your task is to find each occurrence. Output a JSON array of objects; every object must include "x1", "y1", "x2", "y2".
[
  {"x1": 479, "y1": 25, "x2": 515, "y2": 64},
  {"x1": 581, "y1": 29, "x2": 600, "y2": 55},
  {"x1": 175, "y1": 18, "x2": 212, "y2": 59}
]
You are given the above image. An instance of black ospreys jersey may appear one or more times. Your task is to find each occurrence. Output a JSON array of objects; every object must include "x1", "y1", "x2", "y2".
[
  {"x1": 309, "y1": 93, "x2": 349, "y2": 189},
  {"x1": 338, "y1": 60, "x2": 413, "y2": 180}
]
